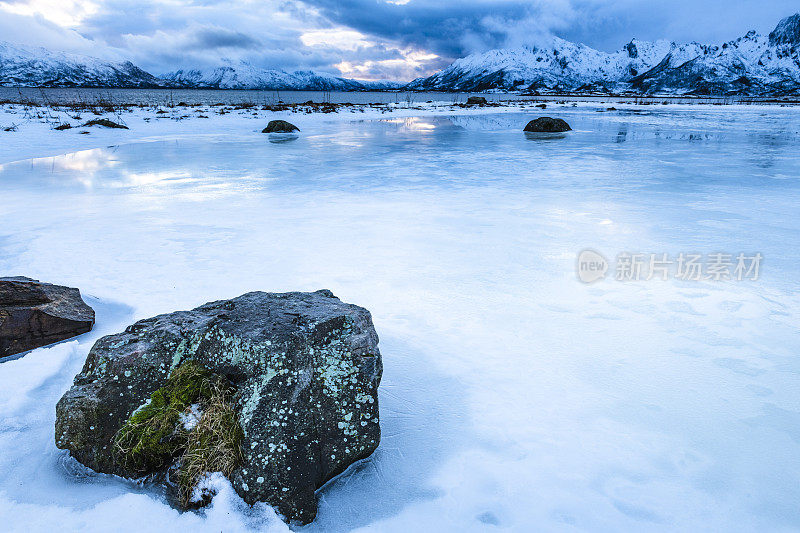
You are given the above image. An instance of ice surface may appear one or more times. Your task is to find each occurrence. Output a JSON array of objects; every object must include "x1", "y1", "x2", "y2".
[{"x1": 1, "y1": 106, "x2": 800, "y2": 531}]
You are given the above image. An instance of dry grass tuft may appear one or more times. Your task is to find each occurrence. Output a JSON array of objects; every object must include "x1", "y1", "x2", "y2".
[
  {"x1": 113, "y1": 361, "x2": 243, "y2": 505},
  {"x1": 177, "y1": 381, "x2": 244, "y2": 506}
]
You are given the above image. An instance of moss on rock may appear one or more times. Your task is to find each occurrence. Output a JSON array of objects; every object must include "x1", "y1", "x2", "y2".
[{"x1": 113, "y1": 361, "x2": 243, "y2": 503}]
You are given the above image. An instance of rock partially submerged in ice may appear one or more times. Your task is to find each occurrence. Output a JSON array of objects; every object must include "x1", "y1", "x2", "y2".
[
  {"x1": 0, "y1": 276, "x2": 94, "y2": 357},
  {"x1": 466, "y1": 96, "x2": 488, "y2": 105},
  {"x1": 262, "y1": 120, "x2": 299, "y2": 133},
  {"x1": 55, "y1": 289, "x2": 382, "y2": 524},
  {"x1": 523, "y1": 117, "x2": 572, "y2": 133}
]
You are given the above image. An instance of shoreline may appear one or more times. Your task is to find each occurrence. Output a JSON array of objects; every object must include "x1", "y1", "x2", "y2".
[
  {"x1": 2, "y1": 87, "x2": 800, "y2": 107},
  {"x1": 1, "y1": 97, "x2": 799, "y2": 165}
]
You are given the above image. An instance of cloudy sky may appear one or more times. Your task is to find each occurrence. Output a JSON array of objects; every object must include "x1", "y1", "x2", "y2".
[{"x1": 0, "y1": 0, "x2": 797, "y2": 80}]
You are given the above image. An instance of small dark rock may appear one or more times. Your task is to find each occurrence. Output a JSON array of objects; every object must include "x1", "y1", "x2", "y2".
[
  {"x1": 262, "y1": 120, "x2": 299, "y2": 133},
  {"x1": 607, "y1": 107, "x2": 618, "y2": 111},
  {"x1": 536, "y1": 103, "x2": 547, "y2": 109},
  {"x1": 523, "y1": 117, "x2": 572, "y2": 133},
  {"x1": 81, "y1": 118, "x2": 129, "y2": 129},
  {"x1": 0, "y1": 277, "x2": 94, "y2": 358},
  {"x1": 466, "y1": 96, "x2": 488, "y2": 105},
  {"x1": 54, "y1": 123, "x2": 72, "y2": 131}
]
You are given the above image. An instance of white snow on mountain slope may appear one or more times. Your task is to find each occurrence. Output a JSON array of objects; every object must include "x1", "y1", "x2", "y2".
[
  {"x1": 164, "y1": 62, "x2": 356, "y2": 90},
  {"x1": 409, "y1": 14, "x2": 800, "y2": 96},
  {"x1": 631, "y1": 28, "x2": 800, "y2": 95},
  {"x1": 770, "y1": 13, "x2": 800, "y2": 46},
  {"x1": 0, "y1": 41, "x2": 160, "y2": 88},
  {"x1": 0, "y1": 44, "x2": 400, "y2": 91},
  {"x1": 162, "y1": 61, "x2": 399, "y2": 91},
  {"x1": 407, "y1": 36, "x2": 678, "y2": 92}
]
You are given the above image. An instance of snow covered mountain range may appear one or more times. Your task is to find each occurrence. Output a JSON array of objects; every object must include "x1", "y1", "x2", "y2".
[
  {"x1": 0, "y1": 41, "x2": 161, "y2": 88},
  {"x1": 0, "y1": 42, "x2": 397, "y2": 91},
  {"x1": 408, "y1": 13, "x2": 800, "y2": 96},
  {"x1": 1, "y1": 14, "x2": 799, "y2": 95},
  {"x1": 162, "y1": 61, "x2": 396, "y2": 91}
]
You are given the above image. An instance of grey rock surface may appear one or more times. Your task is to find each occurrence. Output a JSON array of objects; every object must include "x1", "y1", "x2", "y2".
[
  {"x1": 523, "y1": 117, "x2": 572, "y2": 133},
  {"x1": 262, "y1": 120, "x2": 299, "y2": 133},
  {"x1": 55, "y1": 290, "x2": 382, "y2": 524}
]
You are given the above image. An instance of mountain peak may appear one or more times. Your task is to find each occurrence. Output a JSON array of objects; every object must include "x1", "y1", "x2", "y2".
[
  {"x1": 0, "y1": 40, "x2": 401, "y2": 90},
  {"x1": 769, "y1": 13, "x2": 800, "y2": 46},
  {"x1": 0, "y1": 40, "x2": 161, "y2": 88},
  {"x1": 407, "y1": 15, "x2": 800, "y2": 96},
  {"x1": 624, "y1": 40, "x2": 640, "y2": 58},
  {"x1": 161, "y1": 63, "x2": 398, "y2": 90}
]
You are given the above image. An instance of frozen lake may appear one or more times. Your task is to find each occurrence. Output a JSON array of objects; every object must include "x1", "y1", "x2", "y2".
[
  {"x1": 0, "y1": 87, "x2": 769, "y2": 107},
  {"x1": 1, "y1": 106, "x2": 800, "y2": 531},
  {"x1": 0, "y1": 87, "x2": 514, "y2": 106}
]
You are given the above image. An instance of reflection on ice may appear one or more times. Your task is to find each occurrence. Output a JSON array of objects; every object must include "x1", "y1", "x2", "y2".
[
  {"x1": 267, "y1": 133, "x2": 299, "y2": 144},
  {"x1": 120, "y1": 169, "x2": 195, "y2": 187},
  {"x1": 1, "y1": 106, "x2": 800, "y2": 530},
  {"x1": 380, "y1": 117, "x2": 437, "y2": 131},
  {"x1": 523, "y1": 131, "x2": 568, "y2": 141}
]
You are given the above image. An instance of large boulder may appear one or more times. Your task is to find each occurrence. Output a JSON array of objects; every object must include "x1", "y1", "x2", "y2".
[
  {"x1": 0, "y1": 277, "x2": 94, "y2": 358},
  {"x1": 262, "y1": 120, "x2": 299, "y2": 133},
  {"x1": 523, "y1": 117, "x2": 572, "y2": 133},
  {"x1": 55, "y1": 290, "x2": 382, "y2": 524}
]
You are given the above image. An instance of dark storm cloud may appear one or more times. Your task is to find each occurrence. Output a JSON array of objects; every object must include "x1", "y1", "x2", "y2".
[
  {"x1": 4, "y1": 0, "x2": 799, "y2": 80},
  {"x1": 302, "y1": 0, "x2": 800, "y2": 57},
  {"x1": 300, "y1": 0, "x2": 562, "y2": 57},
  {"x1": 559, "y1": 0, "x2": 800, "y2": 51},
  {"x1": 189, "y1": 28, "x2": 261, "y2": 50}
]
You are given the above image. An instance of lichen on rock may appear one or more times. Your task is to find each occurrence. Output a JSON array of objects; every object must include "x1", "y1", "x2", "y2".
[{"x1": 55, "y1": 290, "x2": 382, "y2": 524}]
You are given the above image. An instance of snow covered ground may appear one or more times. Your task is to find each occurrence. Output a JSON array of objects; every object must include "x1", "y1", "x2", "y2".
[
  {"x1": 0, "y1": 100, "x2": 504, "y2": 163},
  {"x1": 1, "y1": 102, "x2": 800, "y2": 532}
]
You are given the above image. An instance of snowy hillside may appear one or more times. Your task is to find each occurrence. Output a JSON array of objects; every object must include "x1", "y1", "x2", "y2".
[
  {"x1": 406, "y1": 37, "x2": 675, "y2": 93},
  {"x1": 0, "y1": 43, "x2": 400, "y2": 91},
  {"x1": 407, "y1": 13, "x2": 800, "y2": 96},
  {"x1": 162, "y1": 61, "x2": 398, "y2": 91},
  {"x1": 0, "y1": 41, "x2": 161, "y2": 88}
]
